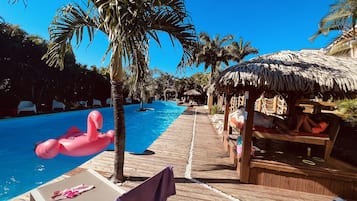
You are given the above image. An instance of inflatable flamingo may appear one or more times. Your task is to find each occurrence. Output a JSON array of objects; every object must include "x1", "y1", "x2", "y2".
[{"x1": 35, "y1": 110, "x2": 115, "y2": 159}]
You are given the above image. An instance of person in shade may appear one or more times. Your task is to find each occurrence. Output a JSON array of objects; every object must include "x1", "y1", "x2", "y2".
[
  {"x1": 116, "y1": 166, "x2": 176, "y2": 201},
  {"x1": 292, "y1": 114, "x2": 329, "y2": 134}
]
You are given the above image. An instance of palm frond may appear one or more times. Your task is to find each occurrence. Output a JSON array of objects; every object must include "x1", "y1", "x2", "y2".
[
  {"x1": 311, "y1": 0, "x2": 357, "y2": 41},
  {"x1": 148, "y1": 8, "x2": 196, "y2": 68},
  {"x1": 43, "y1": 3, "x2": 99, "y2": 70}
]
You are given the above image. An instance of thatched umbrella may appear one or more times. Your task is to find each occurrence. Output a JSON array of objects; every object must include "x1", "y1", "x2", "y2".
[
  {"x1": 184, "y1": 89, "x2": 201, "y2": 96},
  {"x1": 216, "y1": 50, "x2": 357, "y2": 97},
  {"x1": 215, "y1": 50, "x2": 357, "y2": 183},
  {"x1": 184, "y1": 89, "x2": 201, "y2": 104}
]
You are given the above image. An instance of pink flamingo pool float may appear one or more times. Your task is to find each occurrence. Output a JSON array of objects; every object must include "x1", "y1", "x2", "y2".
[{"x1": 35, "y1": 110, "x2": 114, "y2": 159}]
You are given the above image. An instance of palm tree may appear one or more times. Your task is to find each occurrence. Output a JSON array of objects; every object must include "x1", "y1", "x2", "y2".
[
  {"x1": 192, "y1": 32, "x2": 258, "y2": 111},
  {"x1": 310, "y1": 0, "x2": 357, "y2": 53},
  {"x1": 43, "y1": 0, "x2": 196, "y2": 182},
  {"x1": 226, "y1": 37, "x2": 258, "y2": 63}
]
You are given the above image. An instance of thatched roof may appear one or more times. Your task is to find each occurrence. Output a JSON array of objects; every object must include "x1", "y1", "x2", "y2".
[
  {"x1": 215, "y1": 50, "x2": 357, "y2": 97},
  {"x1": 184, "y1": 89, "x2": 201, "y2": 96}
]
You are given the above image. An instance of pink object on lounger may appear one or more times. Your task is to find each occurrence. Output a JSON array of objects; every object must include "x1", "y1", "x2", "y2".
[
  {"x1": 116, "y1": 166, "x2": 176, "y2": 201},
  {"x1": 51, "y1": 184, "x2": 95, "y2": 200}
]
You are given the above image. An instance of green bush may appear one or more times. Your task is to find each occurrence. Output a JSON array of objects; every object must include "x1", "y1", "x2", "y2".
[
  {"x1": 211, "y1": 104, "x2": 223, "y2": 115},
  {"x1": 336, "y1": 98, "x2": 357, "y2": 125}
]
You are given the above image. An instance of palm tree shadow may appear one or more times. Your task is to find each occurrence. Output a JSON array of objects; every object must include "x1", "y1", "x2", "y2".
[
  {"x1": 199, "y1": 164, "x2": 237, "y2": 171},
  {"x1": 106, "y1": 149, "x2": 155, "y2": 155},
  {"x1": 129, "y1": 149, "x2": 155, "y2": 155}
]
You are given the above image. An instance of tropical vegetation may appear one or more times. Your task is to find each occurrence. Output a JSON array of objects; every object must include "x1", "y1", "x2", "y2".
[
  {"x1": 336, "y1": 98, "x2": 357, "y2": 125},
  {"x1": 0, "y1": 21, "x2": 207, "y2": 114},
  {"x1": 310, "y1": 0, "x2": 357, "y2": 55},
  {"x1": 190, "y1": 32, "x2": 258, "y2": 110},
  {"x1": 0, "y1": 22, "x2": 111, "y2": 111}
]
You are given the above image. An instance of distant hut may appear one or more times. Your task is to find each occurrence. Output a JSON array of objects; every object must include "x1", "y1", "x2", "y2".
[{"x1": 184, "y1": 89, "x2": 201, "y2": 105}]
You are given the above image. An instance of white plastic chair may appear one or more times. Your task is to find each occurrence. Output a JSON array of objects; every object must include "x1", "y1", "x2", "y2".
[
  {"x1": 106, "y1": 98, "x2": 113, "y2": 106},
  {"x1": 93, "y1": 99, "x2": 102, "y2": 107},
  {"x1": 52, "y1": 100, "x2": 66, "y2": 111},
  {"x1": 78, "y1": 100, "x2": 88, "y2": 108},
  {"x1": 17, "y1": 101, "x2": 37, "y2": 114}
]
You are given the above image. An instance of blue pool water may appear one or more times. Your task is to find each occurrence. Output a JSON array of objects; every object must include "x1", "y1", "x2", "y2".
[{"x1": 0, "y1": 101, "x2": 186, "y2": 200}]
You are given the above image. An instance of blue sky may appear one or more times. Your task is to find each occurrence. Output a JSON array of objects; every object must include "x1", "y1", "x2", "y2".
[{"x1": 0, "y1": 0, "x2": 338, "y2": 77}]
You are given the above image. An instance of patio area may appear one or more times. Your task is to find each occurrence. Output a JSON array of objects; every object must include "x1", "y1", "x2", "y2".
[{"x1": 12, "y1": 106, "x2": 339, "y2": 201}]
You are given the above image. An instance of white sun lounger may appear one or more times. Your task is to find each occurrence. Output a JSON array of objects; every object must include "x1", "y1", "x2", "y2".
[
  {"x1": 106, "y1": 98, "x2": 113, "y2": 106},
  {"x1": 52, "y1": 100, "x2": 66, "y2": 111},
  {"x1": 93, "y1": 99, "x2": 102, "y2": 107},
  {"x1": 30, "y1": 166, "x2": 176, "y2": 201},
  {"x1": 30, "y1": 169, "x2": 126, "y2": 201},
  {"x1": 17, "y1": 101, "x2": 37, "y2": 114}
]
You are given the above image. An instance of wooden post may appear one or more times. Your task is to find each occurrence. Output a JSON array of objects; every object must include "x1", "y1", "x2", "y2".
[
  {"x1": 240, "y1": 90, "x2": 259, "y2": 183},
  {"x1": 223, "y1": 93, "x2": 232, "y2": 131}
]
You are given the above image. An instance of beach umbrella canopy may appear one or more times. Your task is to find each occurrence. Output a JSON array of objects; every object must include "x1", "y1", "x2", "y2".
[
  {"x1": 184, "y1": 89, "x2": 201, "y2": 96},
  {"x1": 215, "y1": 50, "x2": 357, "y2": 98}
]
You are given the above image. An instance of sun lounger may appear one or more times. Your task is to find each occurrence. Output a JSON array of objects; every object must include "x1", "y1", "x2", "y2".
[
  {"x1": 30, "y1": 166, "x2": 176, "y2": 201},
  {"x1": 78, "y1": 101, "x2": 88, "y2": 108},
  {"x1": 106, "y1": 98, "x2": 113, "y2": 106},
  {"x1": 30, "y1": 169, "x2": 126, "y2": 201},
  {"x1": 92, "y1": 99, "x2": 102, "y2": 107},
  {"x1": 252, "y1": 121, "x2": 340, "y2": 160},
  {"x1": 17, "y1": 101, "x2": 37, "y2": 114},
  {"x1": 227, "y1": 113, "x2": 340, "y2": 167},
  {"x1": 52, "y1": 100, "x2": 66, "y2": 111},
  {"x1": 251, "y1": 112, "x2": 341, "y2": 161}
]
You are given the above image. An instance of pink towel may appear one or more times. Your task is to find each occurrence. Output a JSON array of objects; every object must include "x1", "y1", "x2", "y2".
[{"x1": 116, "y1": 166, "x2": 176, "y2": 201}]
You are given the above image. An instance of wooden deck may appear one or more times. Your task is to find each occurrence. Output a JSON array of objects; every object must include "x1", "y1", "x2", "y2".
[{"x1": 12, "y1": 106, "x2": 339, "y2": 201}]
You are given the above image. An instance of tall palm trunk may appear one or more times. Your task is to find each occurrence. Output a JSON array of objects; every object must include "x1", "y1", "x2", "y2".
[
  {"x1": 207, "y1": 69, "x2": 215, "y2": 113},
  {"x1": 110, "y1": 48, "x2": 126, "y2": 182},
  {"x1": 139, "y1": 82, "x2": 144, "y2": 110},
  {"x1": 111, "y1": 79, "x2": 126, "y2": 182}
]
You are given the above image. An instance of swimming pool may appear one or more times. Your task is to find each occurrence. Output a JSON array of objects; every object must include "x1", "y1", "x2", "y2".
[{"x1": 0, "y1": 101, "x2": 186, "y2": 200}]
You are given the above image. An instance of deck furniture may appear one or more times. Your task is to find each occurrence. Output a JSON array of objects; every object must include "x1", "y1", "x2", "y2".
[
  {"x1": 228, "y1": 113, "x2": 340, "y2": 161},
  {"x1": 252, "y1": 113, "x2": 341, "y2": 161},
  {"x1": 106, "y1": 98, "x2": 112, "y2": 106},
  {"x1": 52, "y1": 100, "x2": 65, "y2": 111},
  {"x1": 17, "y1": 101, "x2": 37, "y2": 114},
  {"x1": 30, "y1": 169, "x2": 125, "y2": 201},
  {"x1": 30, "y1": 167, "x2": 175, "y2": 201},
  {"x1": 78, "y1": 101, "x2": 88, "y2": 108},
  {"x1": 92, "y1": 99, "x2": 102, "y2": 107}
]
